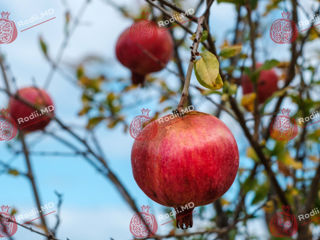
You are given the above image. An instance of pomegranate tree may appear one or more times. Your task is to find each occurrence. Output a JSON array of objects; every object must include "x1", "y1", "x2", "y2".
[
  {"x1": 116, "y1": 20, "x2": 173, "y2": 85},
  {"x1": 8, "y1": 87, "x2": 55, "y2": 132},
  {"x1": 131, "y1": 111, "x2": 239, "y2": 229}
]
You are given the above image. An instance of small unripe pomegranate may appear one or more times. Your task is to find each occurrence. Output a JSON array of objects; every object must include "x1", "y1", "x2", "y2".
[
  {"x1": 131, "y1": 111, "x2": 239, "y2": 229},
  {"x1": 116, "y1": 20, "x2": 174, "y2": 85},
  {"x1": 241, "y1": 63, "x2": 279, "y2": 103},
  {"x1": 8, "y1": 87, "x2": 55, "y2": 132}
]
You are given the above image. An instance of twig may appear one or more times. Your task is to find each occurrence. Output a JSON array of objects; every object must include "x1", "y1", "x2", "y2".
[
  {"x1": 20, "y1": 133, "x2": 51, "y2": 239},
  {"x1": 177, "y1": 16, "x2": 205, "y2": 110},
  {"x1": 44, "y1": 0, "x2": 92, "y2": 89}
]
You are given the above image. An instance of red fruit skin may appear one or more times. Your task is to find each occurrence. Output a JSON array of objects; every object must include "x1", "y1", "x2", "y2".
[
  {"x1": 8, "y1": 87, "x2": 55, "y2": 132},
  {"x1": 131, "y1": 111, "x2": 239, "y2": 227},
  {"x1": 116, "y1": 20, "x2": 174, "y2": 84},
  {"x1": 241, "y1": 64, "x2": 279, "y2": 103}
]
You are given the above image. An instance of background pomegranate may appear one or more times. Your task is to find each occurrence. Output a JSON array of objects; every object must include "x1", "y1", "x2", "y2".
[
  {"x1": 0, "y1": 12, "x2": 18, "y2": 44},
  {"x1": 131, "y1": 111, "x2": 239, "y2": 229},
  {"x1": 8, "y1": 87, "x2": 55, "y2": 132},
  {"x1": 241, "y1": 63, "x2": 279, "y2": 104},
  {"x1": 116, "y1": 20, "x2": 174, "y2": 85}
]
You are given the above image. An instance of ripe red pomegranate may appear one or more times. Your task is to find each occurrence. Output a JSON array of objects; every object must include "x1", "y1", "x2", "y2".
[
  {"x1": 8, "y1": 87, "x2": 55, "y2": 132},
  {"x1": 131, "y1": 111, "x2": 239, "y2": 229},
  {"x1": 0, "y1": 12, "x2": 18, "y2": 44},
  {"x1": 116, "y1": 20, "x2": 174, "y2": 85},
  {"x1": 241, "y1": 63, "x2": 279, "y2": 104}
]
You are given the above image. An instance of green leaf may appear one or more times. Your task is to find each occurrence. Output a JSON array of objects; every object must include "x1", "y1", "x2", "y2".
[
  {"x1": 39, "y1": 37, "x2": 48, "y2": 57},
  {"x1": 77, "y1": 65, "x2": 85, "y2": 79},
  {"x1": 259, "y1": 59, "x2": 279, "y2": 70},
  {"x1": 251, "y1": 182, "x2": 269, "y2": 205},
  {"x1": 200, "y1": 30, "x2": 208, "y2": 42},
  {"x1": 194, "y1": 51, "x2": 223, "y2": 90},
  {"x1": 86, "y1": 116, "x2": 105, "y2": 129},
  {"x1": 219, "y1": 44, "x2": 242, "y2": 58}
]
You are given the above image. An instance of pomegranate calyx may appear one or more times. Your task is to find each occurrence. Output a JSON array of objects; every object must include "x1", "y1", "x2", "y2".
[
  {"x1": 175, "y1": 207, "x2": 194, "y2": 229},
  {"x1": 131, "y1": 71, "x2": 146, "y2": 85}
]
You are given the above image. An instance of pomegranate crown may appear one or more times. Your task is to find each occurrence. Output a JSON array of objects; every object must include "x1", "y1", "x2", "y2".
[
  {"x1": 141, "y1": 108, "x2": 150, "y2": 117},
  {"x1": 1, "y1": 12, "x2": 11, "y2": 19},
  {"x1": 141, "y1": 205, "x2": 150, "y2": 213},
  {"x1": 279, "y1": 108, "x2": 291, "y2": 116},
  {"x1": 140, "y1": 8, "x2": 150, "y2": 20},
  {"x1": 281, "y1": 11, "x2": 291, "y2": 19},
  {"x1": 1, "y1": 205, "x2": 10, "y2": 213}
]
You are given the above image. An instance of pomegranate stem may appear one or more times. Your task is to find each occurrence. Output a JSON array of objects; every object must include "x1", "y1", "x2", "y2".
[
  {"x1": 131, "y1": 72, "x2": 146, "y2": 85},
  {"x1": 177, "y1": 16, "x2": 205, "y2": 112}
]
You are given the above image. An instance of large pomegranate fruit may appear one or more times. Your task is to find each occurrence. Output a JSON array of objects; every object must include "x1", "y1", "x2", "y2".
[
  {"x1": 131, "y1": 111, "x2": 239, "y2": 229},
  {"x1": 8, "y1": 87, "x2": 55, "y2": 132},
  {"x1": 241, "y1": 63, "x2": 279, "y2": 104},
  {"x1": 0, "y1": 12, "x2": 18, "y2": 44},
  {"x1": 116, "y1": 20, "x2": 174, "y2": 85}
]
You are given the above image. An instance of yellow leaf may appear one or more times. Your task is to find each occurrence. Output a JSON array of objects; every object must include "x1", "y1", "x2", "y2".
[
  {"x1": 194, "y1": 51, "x2": 223, "y2": 90},
  {"x1": 282, "y1": 152, "x2": 303, "y2": 170},
  {"x1": 241, "y1": 93, "x2": 256, "y2": 112},
  {"x1": 309, "y1": 27, "x2": 319, "y2": 41},
  {"x1": 247, "y1": 147, "x2": 259, "y2": 162},
  {"x1": 220, "y1": 198, "x2": 230, "y2": 206},
  {"x1": 309, "y1": 156, "x2": 319, "y2": 162},
  {"x1": 263, "y1": 200, "x2": 274, "y2": 213},
  {"x1": 290, "y1": 188, "x2": 299, "y2": 196},
  {"x1": 8, "y1": 169, "x2": 19, "y2": 176},
  {"x1": 220, "y1": 44, "x2": 242, "y2": 58}
]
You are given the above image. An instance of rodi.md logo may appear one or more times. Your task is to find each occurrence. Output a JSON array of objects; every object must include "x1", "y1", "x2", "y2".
[
  {"x1": 270, "y1": 12, "x2": 298, "y2": 44},
  {"x1": 129, "y1": 108, "x2": 158, "y2": 141},
  {"x1": 0, "y1": 206, "x2": 18, "y2": 238},
  {"x1": 269, "y1": 206, "x2": 320, "y2": 238},
  {"x1": 270, "y1": 108, "x2": 298, "y2": 141},
  {"x1": 0, "y1": 12, "x2": 18, "y2": 44},
  {"x1": 0, "y1": 9, "x2": 56, "y2": 45},
  {"x1": 129, "y1": 206, "x2": 158, "y2": 239},
  {"x1": 0, "y1": 109, "x2": 18, "y2": 142}
]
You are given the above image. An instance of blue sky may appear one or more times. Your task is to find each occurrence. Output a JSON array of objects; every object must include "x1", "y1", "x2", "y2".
[{"x1": 1, "y1": 0, "x2": 318, "y2": 239}]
